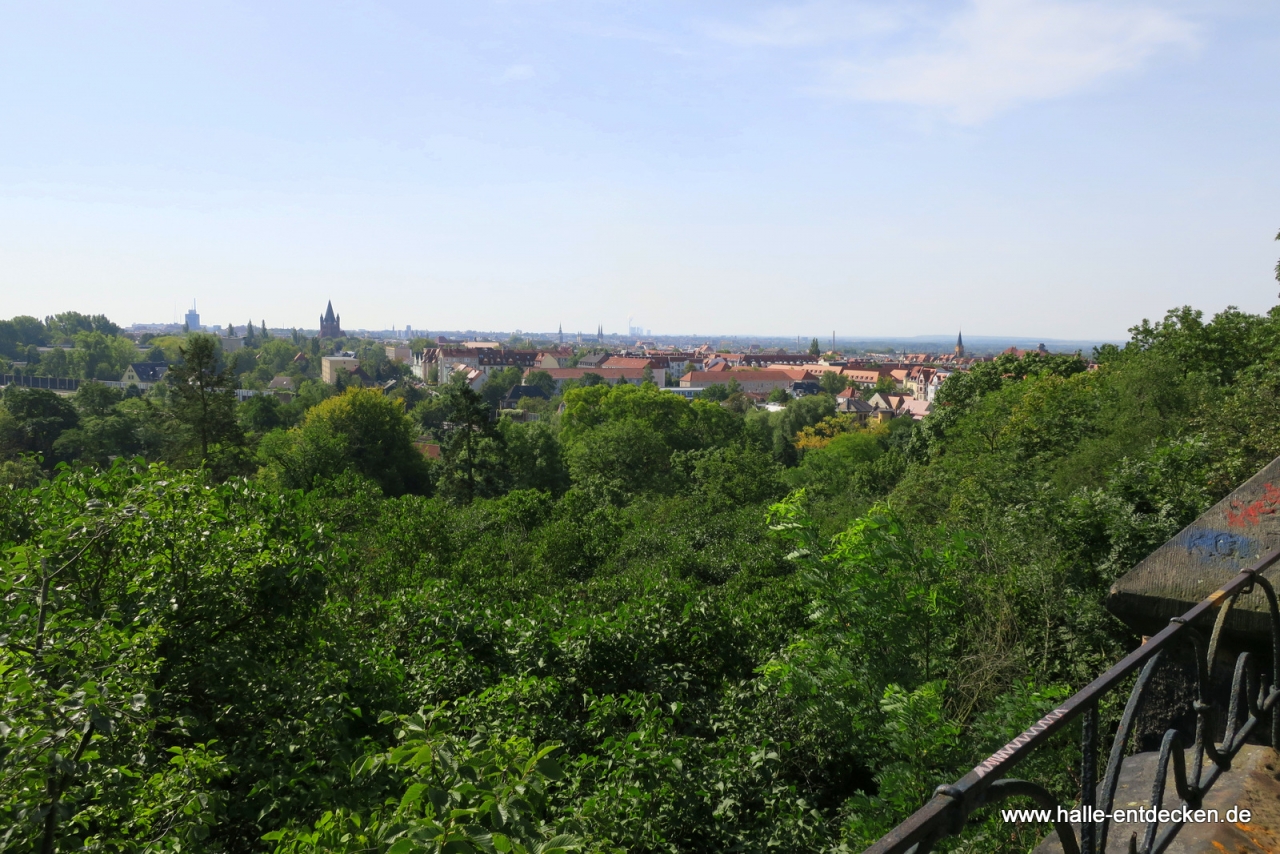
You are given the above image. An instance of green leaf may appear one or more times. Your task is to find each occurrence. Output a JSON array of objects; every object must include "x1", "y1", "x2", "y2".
[
  {"x1": 534, "y1": 757, "x2": 564, "y2": 781},
  {"x1": 400, "y1": 782, "x2": 428, "y2": 810}
]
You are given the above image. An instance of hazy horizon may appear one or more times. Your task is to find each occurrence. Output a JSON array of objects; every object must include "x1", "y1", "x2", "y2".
[
  {"x1": 128, "y1": 314, "x2": 1124, "y2": 352},
  {"x1": 2, "y1": 1, "x2": 1277, "y2": 338}
]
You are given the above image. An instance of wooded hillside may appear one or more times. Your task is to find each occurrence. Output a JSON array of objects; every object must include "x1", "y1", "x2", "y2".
[{"x1": 3, "y1": 305, "x2": 1278, "y2": 853}]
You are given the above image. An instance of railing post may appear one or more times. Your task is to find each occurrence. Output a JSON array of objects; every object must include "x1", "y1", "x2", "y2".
[{"x1": 1080, "y1": 703, "x2": 1097, "y2": 854}]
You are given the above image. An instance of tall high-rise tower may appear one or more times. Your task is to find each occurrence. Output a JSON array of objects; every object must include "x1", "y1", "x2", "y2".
[{"x1": 184, "y1": 301, "x2": 201, "y2": 332}]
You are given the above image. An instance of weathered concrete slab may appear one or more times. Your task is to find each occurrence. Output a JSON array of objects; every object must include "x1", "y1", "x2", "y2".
[
  {"x1": 1107, "y1": 455, "x2": 1280, "y2": 641},
  {"x1": 1033, "y1": 744, "x2": 1280, "y2": 853}
]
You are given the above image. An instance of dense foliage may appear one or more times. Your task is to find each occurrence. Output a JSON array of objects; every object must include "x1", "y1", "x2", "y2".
[{"x1": 3, "y1": 302, "x2": 1280, "y2": 852}]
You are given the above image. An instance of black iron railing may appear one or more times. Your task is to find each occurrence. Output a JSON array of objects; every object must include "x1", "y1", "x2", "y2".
[{"x1": 863, "y1": 547, "x2": 1280, "y2": 854}]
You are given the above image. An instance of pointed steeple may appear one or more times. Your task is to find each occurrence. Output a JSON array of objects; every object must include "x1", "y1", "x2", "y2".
[
  {"x1": 319, "y1": 301, "x2": 343, "y2": 338},
  {"x1": 955, "y1": 330, "x2": 965, "y2": 358}
]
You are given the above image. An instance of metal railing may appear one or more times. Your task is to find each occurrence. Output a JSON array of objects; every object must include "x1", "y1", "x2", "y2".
[{"x1": 863, "y1": 546, "x2": 1280, "y2": 854}]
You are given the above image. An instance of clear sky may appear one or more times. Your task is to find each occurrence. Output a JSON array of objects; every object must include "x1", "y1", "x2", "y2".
[{"x1": 1, "y1": 1, "x2": 1277, "y2": 339}]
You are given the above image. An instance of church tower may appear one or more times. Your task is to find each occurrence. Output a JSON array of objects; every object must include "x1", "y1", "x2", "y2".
[
  {"x1": 954, "y1": 330, "x2": 965, "y2": 358},
  {"x1": 320, "y1": 301, "x2": 344, "y2": 339}
]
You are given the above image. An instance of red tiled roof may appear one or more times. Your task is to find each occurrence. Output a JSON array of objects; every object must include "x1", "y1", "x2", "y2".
[
  {"x1": 525, "y1": 368, "x2": 651, "y2": 380},
  {"x1": 726, "y1": 366, "x2": 816, "y2": 381},
  {"x1": 683, "y1": 370, "x2": 798, "y2": 384},
  {"x1": 601, "y1": 356, "x2": 655, "y2": 369}
]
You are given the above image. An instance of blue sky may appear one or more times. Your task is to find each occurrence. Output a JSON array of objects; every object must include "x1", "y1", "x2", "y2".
[{"x1": 1, "y1": 1, "x2": 1277, "y2": 338}]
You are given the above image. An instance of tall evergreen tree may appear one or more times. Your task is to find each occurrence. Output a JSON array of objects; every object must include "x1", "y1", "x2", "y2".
[{"x1": 167, "y1": 334, "x2": 242, "y2": 466}]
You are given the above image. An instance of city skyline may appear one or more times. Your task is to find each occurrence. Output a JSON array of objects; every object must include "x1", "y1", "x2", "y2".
[{"x1": 135, "y1": 297, "x2": 1120, "y2": 349}]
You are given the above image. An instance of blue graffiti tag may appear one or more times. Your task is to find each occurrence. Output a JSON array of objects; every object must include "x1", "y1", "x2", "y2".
[{"x1": 1181, "y1": 529, "x2": 1257, "y2": 560}]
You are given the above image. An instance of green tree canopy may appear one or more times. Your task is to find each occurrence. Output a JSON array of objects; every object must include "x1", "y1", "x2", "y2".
[
  {"x1": 45, "y1": 311, "x2": 120, "y2": 342},
  {"x1": 525, "y1": 370, "x2": 557, "y2": 397},
  {"x1": 0, "y1": 386, "x2": 79, "y2": 463},
  {"x1": 819, "y1": 371, "x2": 848, "y2": 395},
  {"x1": 261, "y1": 386, "x2": 431, "y2": 496},
  {"x1": 481, "y1": 365, "x2": 525, "y2": 408}
]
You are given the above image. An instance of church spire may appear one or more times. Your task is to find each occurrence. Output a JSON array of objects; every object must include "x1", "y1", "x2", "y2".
[
  {"x1": 320, "y1": 301, "x2": 343, "y2": 339},
  {"x1": 955, "y1": 329, "x2": 965, "y2": 358}
]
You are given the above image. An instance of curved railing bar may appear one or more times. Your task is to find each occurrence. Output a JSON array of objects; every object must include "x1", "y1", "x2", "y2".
[
  {"x1": 1248, "y1": 573, "x2": 1280, "y2": 747},
  {"x1": 1096, "y1": 651, "x2": 1164, "y2": 854},
  {"x1": 1205, "y1": 583, "x2": 1237, "y2": 676},
  {"x1": 1199, "y1": 590, "x2": 1240, "y2": 770},
  {"x1": 1221, "y1": 651, "x2": 1253, "y2": 749},
  {"x1": 1169, "y1": 624, "x2": 1209, "y2": 794},
  {"x1": 1139, "y1": 729, "x2": 1192, "y2": 854},
  {"x1": 983, "y1": 779, "x2": 1080, "y2": 854},
  {"x1": 862, "y1": 544, "x2": 1280, "y2": 854}
]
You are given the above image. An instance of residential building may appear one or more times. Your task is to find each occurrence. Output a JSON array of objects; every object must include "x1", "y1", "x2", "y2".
[
  {"x1": 640, "y1": 353, "x2": 695, "y2": 377},
  {"x1": 431, "y1": 348, "x2": 548, "y2": 384},
  {"x1": 898, "y1": 398, "x2": 933, "y2": 420},
  {"x1": 865, "y1": 392, "x2": 908, "y2": 411},
  {"x1": 661, "y1": 387, "x2": 700, "y2": 400},
  {"x1": 864, "y1": 392, "x2": 933, "y2": 421},
  {"x1": 901, "y1": 367, "x2": 937, "y2": 399},
  {"x1": 835, "y1": 391, "x2": 877, "y2": 424},
  {"x1": 121, "y1": 363, "x2": 169, "y2": 386},
  {"x1": 523, "y1": 367, "x2": 651, "y2": 392},
  {"x1": 321, "y1": 354, "x2": 360, "y2": 384},
  {"x1": 924, "y1": 370, "x2": 953, "y2": 403},
  {"x1": 503, "y1": 386, "x2": 549, "y2": 406},
  {"x1": 680, "y1": 370, "x2": 797, "y2": 395},
  {"x1": 385, "y1": 344, "x2": 411, "y2": 364},
  {"x1": 448, "y1": 365, "x2": 487, "y2": 391},
  {"x1": 599, "y1": 355, "x2": 654, "y2": 370},
  {"x1": 844, "y1": 369, "x2": 886, "y2": 389},
  {"x1": 267, "y1": 375, "x2": 297, "y2": 402},
  {"x1": 596, "y1": 357, "x2": 667, "y2": 386}
]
